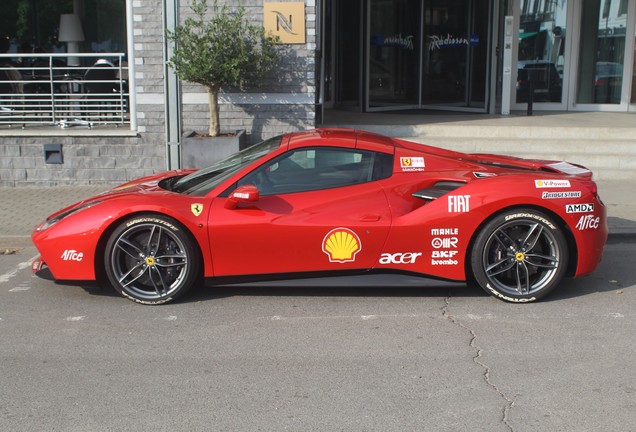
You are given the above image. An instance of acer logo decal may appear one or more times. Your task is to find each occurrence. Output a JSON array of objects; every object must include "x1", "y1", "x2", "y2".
[
  {"x1": 61, "y1": 249, "x2": 84, "y2": 261},
  {"x1": 379, "y1": 252, "x2": 422, "y2": 265}
]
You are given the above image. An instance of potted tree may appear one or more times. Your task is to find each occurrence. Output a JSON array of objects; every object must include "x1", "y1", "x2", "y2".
[{"x1": 168, "y1": 0, "x2": 280, "y2": 167}]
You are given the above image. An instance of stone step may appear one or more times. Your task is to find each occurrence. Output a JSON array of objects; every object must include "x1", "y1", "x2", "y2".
[{"x1": 401, "y1": 136, "x2": 636, "y2": 180}]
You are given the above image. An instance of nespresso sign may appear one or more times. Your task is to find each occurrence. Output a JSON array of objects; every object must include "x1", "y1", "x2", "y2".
[{"x1": 264, "y1": 2, "x2": 306, "y2": 44}]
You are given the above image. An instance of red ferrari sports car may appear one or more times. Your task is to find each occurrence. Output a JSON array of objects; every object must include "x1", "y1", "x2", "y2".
[{"x1": 32, "y1": 128, "x2": 607, "y2": 304}]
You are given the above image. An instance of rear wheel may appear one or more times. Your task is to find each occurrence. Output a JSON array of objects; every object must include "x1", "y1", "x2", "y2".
[
  {"x1": 104, "y1": 215, "x2": 200, "y2": 304},
  {"x1": 470, "y1": 209, "x2": 568, "y2": 302}
]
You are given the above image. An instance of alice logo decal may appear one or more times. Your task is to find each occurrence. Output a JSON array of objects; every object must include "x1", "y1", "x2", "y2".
[
  {"x1": 191, "y1": 203, "x2": 203, "y2": 217},
  {"x1": 322, "y1": 228, "x2": 362, "y2": 263}
]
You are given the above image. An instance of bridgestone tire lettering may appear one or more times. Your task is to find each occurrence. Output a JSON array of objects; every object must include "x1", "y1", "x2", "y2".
[
  {"x1": 470, "y1": 208, "x2": 567, "y2": 303},
  {"x1": 104, "y1": 213, "x2": 200, "y2": 305}
]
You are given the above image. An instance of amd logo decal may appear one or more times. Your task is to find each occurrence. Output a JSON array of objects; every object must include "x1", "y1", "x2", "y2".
[
  {"x1": 566, "y1": 203, "x2": 594, "y2": 213},
  {"x1": 61, "y1": 249, "x2": 84, "y2": 261}
]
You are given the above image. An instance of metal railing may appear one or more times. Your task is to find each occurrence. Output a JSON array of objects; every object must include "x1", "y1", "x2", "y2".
[{"x1": 0, "y1": 52, "x2": 129, "y2": 129}]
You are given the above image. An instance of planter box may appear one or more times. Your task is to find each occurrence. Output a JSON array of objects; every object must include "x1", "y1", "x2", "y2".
[{"x1": 181, "y1": 129, "x2": 246, "y2": 168}]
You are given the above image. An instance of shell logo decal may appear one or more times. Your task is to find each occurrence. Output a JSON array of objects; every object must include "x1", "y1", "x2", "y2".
[{"x1": 322, "y1": 228, "x2": 362, "y2": 263}]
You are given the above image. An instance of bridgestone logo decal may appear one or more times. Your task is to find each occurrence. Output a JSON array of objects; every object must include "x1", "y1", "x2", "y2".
[{"x1": 542, "y1": 191, "x2": 582, "y2": 199}]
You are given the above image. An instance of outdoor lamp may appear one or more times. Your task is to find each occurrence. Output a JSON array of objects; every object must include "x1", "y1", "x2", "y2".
[{"x1": 58, "y1": 13, "x2": 85, "y2": 67}]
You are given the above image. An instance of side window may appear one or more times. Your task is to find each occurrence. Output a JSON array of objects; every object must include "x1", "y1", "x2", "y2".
[{"x1": 238, "y1": 147, "x2": 389, "y2": 195}]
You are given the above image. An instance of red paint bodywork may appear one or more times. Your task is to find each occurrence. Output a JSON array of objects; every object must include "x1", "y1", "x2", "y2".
[{"x1": 32, "y1": 129, "x2": 607, "y2": 286}]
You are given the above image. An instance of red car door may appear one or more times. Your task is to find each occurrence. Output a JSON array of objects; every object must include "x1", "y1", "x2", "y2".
[{"x1": 208, "y1": 147, "x2": 392, "y2": 276}]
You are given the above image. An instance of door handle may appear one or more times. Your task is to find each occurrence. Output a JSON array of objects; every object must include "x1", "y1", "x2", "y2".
[{"x1": 359, "y1": 214, "x2": 381, "y2": 222}]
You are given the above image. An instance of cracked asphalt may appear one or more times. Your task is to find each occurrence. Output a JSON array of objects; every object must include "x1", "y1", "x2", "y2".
[{"x1": 1, "y1": 240, "x2": 635, "y2": 431}]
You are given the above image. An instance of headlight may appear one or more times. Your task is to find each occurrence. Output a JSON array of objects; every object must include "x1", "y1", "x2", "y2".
[{"x1": 37, "y1": 201, "x2": 102, "y2": 231}]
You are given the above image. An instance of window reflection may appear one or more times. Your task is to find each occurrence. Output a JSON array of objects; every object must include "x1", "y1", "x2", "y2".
[
  {"x1": 577, "y1": 0, "x2": 626, "y2": 104},
  {"x1": 516, "y1": 0, "x2": 566, "y2": 103}
]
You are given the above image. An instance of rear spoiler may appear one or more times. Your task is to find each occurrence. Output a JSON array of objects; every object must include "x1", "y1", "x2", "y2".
[{"x1": 465, "y1": 154, "x2": 593, "y2": 178}]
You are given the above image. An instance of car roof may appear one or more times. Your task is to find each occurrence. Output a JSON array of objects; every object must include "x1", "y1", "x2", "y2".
[{"x1": 285, "y1": 128, "x2": 397, "y2": 154}]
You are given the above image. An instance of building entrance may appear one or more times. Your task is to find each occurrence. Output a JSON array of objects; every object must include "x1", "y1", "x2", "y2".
[{"x1": 324, "y1": 0, "x2": 494, "y2": 113}]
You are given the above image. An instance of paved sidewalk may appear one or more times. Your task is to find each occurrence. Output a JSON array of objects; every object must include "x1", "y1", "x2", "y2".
[{"x1": 1, "y1": 180, "x2": 634, "y2": 249}]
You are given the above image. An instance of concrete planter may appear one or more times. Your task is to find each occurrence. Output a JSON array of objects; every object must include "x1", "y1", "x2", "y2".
[{"x1": 181, "y1": 129, "x2": 246, "y2": 169}]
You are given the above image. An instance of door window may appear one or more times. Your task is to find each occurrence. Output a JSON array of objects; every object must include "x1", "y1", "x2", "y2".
[
  {"x1": 238, "y1": 148, "x2": 393, "y2": 195},
  {"x1": 368, "y1": 0, "x2": 421, "y2": 108}
]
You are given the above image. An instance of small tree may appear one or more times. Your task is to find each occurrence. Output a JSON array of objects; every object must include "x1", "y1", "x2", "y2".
[{"x1": 167, "y1": 0, "x2": 280, "y2": 137}]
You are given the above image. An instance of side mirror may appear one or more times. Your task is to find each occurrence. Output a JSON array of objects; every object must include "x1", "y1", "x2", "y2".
[{"x1": 225, "y1": 184, "x2": 260, "y2": 209}]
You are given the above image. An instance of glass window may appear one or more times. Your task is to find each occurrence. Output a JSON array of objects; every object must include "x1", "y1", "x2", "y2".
[
  {"x1": 238, "y1": 148, "x2": 391, "y2": 195},
  {"x1": 516, "y1": 0, "x2": 566, "y2": 103},
  {"x1": 576, "y1": 0, "x2": 626, "y2": 104},
  {"x1": 0, "y1": 0, "x2": 125, "y2": 60}
]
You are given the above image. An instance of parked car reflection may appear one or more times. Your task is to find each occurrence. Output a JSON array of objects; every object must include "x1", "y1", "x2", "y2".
[{"x1": 516, "y1": 60, "x2": 562, "y2": 103}]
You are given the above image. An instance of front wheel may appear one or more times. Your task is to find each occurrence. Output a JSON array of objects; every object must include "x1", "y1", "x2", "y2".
[
  {"x1": 470, "y1": 209, "x2": 568, "y2": 303},
  {"x1": 104, "y1": 215, "x2": 200, "y2": 305}
]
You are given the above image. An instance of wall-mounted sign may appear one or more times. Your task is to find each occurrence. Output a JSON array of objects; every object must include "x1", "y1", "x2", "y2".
[{"x1": 264, "y1": 2, "x2": 306, "y2": 44}]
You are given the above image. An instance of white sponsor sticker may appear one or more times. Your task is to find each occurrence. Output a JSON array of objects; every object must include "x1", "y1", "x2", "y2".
[
  {"x1": 400, "y1": 157, "x2": 425, "y2": 172},
  {"x1": 566, "y1": 203, "x2": 594, "y2": 213},
  {"x1": 534, "y1": 179, "x2": 571, "y2": 188},
  {"x1": 542, "y1": 191, "x2": 582, "y2": 199}
]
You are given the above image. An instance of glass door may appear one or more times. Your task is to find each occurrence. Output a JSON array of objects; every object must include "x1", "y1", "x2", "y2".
[
  {"x1": 576, "y1": 0, "x2": 628, "y2": 106},
  {"x1": 366, "y1": 0, "x2": 421, "y2": 110},
  {"x1": 420, "y1": 0, "x2": 491, "y2": 110},
  {"x1": 513, "y1": 0, "x2": 569, "y2": 110}
]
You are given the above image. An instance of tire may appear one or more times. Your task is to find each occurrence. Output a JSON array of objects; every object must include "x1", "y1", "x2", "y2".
[
  {"x1": 104, "y1": 214, "x2": 200, "y2": 305},
  {"x1": 470, "y1": 209, "x2": 568, "y2": 303}
]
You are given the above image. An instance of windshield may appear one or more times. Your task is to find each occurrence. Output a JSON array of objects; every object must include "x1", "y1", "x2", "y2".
[{"x1": 171, "y1": 135, "x2": 284, "y2": 196}]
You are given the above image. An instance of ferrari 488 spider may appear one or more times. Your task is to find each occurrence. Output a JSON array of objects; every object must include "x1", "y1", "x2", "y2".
[{"x1": 32, "y1": 129, "x2": 607, "y2": 304}]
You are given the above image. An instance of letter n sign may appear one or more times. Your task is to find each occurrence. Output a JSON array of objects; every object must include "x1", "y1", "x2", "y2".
[{"x1": 264, "y1": 2, "x2": 306, "y2": 44}]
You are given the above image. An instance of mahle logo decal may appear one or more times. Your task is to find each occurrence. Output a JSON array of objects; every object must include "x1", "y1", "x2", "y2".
[{"x1": 322, "y1": 228, "x2": 361, "y2": 263}]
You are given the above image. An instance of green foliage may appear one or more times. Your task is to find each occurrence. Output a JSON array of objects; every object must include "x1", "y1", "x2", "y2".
[{"x1": 167, "y1": 0, "x2": 280, "y2": 93}]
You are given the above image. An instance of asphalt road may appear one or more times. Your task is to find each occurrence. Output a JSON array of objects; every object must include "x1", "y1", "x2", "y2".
[{"x1": 1, "y1": 240, "x2": 635, "y2": 432}]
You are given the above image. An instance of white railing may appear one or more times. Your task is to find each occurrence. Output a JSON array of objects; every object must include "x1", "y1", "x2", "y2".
[{"x1": 0, "y1": 53, "x2": 129, "y2": 129}]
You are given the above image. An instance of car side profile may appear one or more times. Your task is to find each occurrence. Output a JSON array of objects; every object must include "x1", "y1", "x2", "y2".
[{"x1": 32, "y1": 129, "x2": 608, "y2": 304}]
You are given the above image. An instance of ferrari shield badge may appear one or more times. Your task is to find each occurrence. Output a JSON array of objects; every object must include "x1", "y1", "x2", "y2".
[{"x1": 191, "y1": 203, "x2": 204, "y2": 217}]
